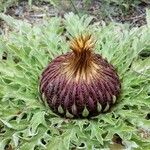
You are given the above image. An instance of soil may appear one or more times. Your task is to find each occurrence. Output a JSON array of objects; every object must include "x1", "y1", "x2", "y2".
[{"x1": 0, "y1": 0, "x2": 150, "y2": 33}]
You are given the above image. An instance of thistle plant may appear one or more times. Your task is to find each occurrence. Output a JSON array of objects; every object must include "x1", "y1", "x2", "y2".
[{"x1": 0, "y1": 11, "x2": 150, "y2": 150}]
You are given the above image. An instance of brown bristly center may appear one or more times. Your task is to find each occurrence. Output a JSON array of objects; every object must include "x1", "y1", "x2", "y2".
[{"x1": 62, "y1": 34, "x2": 99, "y2": 82}]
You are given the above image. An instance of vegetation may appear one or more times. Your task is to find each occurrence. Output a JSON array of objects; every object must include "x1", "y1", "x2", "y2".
[
  {"x1": 0, "y1": 0, "x2": 16, "y2": 12},
  {"x1": 103, "y1": 0, "x2": 146, "y2": 10},
  {"x1": 0, "y1": 9, "x2": 150, "y2": 150},
  {"x1": 0, "y1": 0, "x2": 149, "y2": 13}
]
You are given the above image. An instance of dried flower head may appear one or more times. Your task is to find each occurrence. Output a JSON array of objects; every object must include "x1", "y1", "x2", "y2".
[{"x1": 39, "y1": 34, "x2": 121, "y2": 118}]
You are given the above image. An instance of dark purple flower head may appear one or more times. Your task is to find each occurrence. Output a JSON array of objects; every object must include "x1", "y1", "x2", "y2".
[{"x1": 39, "y1": 34, "x2": 121, "y2": 118}]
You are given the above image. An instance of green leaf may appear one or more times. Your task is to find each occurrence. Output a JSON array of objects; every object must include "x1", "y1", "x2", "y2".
[
  {"x1": 20, "y1": 143, "x2": 35, "y2": 150},
  {"x1": 146, "y1": 9, "x2": 150, "y2": 28},
  {"x1": 62, "y1": 129, "x2": 75, "y2": 150},
  {"x1": 30, "y1": 111, "x2": 47, "y2": 134},
  {"x1": 0, "y1": 118, "x2": 14, "y2": 129},
  {"x1": 132, "y1": 58, "x2": 150, "y2": 76},
  {"x1": 90, "y1": 123, "x2": 104, "y2": 145}
]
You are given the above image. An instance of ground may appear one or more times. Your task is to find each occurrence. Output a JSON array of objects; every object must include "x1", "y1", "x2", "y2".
[{"x1": 0, "y1": 0, "x2": 150, "y2": 32}]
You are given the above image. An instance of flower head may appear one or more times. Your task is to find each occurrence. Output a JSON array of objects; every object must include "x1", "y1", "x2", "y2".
[{"x1": 40, "y1": 34, "x2": 121, "y2": 118}]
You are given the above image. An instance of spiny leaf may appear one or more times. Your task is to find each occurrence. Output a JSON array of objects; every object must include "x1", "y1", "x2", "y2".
[{"x1": 30, "y1": 111, "x2": 47, "y2": 134}]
